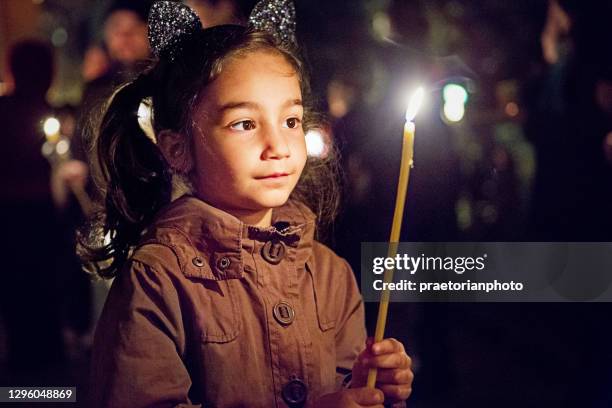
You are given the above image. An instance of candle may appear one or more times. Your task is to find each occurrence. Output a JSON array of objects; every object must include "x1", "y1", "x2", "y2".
[{"x1": 367, "y1": 87, "x2": 424, "y2": 388}]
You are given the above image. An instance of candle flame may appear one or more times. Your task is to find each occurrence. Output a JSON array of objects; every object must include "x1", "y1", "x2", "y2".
[{"x1": 405, "y1": 87, "x2": 425, "y2": 122}]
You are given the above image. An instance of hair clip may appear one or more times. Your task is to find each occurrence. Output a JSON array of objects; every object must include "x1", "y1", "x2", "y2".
[
  {"x1": 148, "y1": 0, "x2": 297, "y2": 61},
  {"x1": 248, "y1": 0, "x2": 296, "y2": 46},
  {"x1": 148, "y1": 1, "x2": 202, "y2": 61}
]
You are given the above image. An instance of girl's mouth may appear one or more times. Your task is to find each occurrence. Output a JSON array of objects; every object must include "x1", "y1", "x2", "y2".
[{"x1": 256, "y1": 172, "x2": 290, "y2": 179}]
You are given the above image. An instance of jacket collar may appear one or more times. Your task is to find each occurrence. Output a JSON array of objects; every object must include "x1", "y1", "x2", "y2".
[{"x1": 138, "y1": 195, "x2": 316, "y2": 281}]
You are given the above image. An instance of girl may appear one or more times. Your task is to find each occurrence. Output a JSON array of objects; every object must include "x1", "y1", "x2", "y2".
[{"x1": 83, "y1": 1, "x2": 413, "y2": 407}]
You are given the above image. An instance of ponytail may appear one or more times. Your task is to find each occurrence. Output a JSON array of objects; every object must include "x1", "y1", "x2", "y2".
[{"x1": 78, "y1": 75, "x2": 172, "y2": 279}]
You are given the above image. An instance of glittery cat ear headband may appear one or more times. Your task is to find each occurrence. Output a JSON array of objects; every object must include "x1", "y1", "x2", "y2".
[{"x1": 148, "y1": 0, "x2": 297, "y2": 62}]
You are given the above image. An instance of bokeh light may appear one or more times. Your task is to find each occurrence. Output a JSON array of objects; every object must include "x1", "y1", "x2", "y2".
[
  {"x1": 305, "y1": 129, "x2": 327, "y2": 158},
  {"x1": 442, "y1": 83, "x2": 468, "y2": 123},
  {"x1": 43, "y1": 117, "x2": 60, "y2": 137},
  {"x1": 56, "y1": 139, "x2": 69, "y2": 155}
]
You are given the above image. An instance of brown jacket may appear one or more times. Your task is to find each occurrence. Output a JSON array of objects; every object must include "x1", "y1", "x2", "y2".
[{"x1": 90, "y1": 195, "x2": 366, "y2": 407}]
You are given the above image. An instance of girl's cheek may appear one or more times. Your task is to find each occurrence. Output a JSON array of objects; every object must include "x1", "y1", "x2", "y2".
[
  {"x1": 296, "y1": 136, "x2": 308, "y2": 163},
  {"x1": 296, "y1": 147, "x2": 307, "y2": 174}
]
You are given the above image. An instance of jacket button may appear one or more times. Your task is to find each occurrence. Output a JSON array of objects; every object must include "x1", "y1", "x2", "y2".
[
  {"x1": 192, "y1": 257, "x2": 204, "y2": 267},
  {"x1": 217, "y1": 256, "x2": 231, "y2": 270},
  {"x1": 273, "y1": 301, "x2": 295, "y2": 326},
  {"x1": 281, "y1": 378, "x2": 307, "y2": 406},
  {"x1": 261, "y1": 240, "x2": 286, "y2": 265}
]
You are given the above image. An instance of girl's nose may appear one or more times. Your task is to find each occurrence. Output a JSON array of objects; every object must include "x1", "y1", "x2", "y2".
[{"x1": 261, "y1": 125, "x2": 291, "y2": 160}]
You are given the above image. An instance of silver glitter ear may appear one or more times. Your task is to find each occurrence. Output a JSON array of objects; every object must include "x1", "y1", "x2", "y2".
[
  {"x1": 148, "y1": 1, "x2": 202, "y2": 61},
  {"x1": 248, "y1": 0, "x2": 296, "y2": 45}
]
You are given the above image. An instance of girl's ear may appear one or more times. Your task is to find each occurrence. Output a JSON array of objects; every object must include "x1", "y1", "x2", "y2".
[{"x1": 157, "y1": 130, "x2": 194, "y2": 173}]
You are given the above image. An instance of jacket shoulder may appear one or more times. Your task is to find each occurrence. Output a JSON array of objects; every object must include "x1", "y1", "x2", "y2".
[
  {"x1": 131, "y1": 241, "x2": 179, "y2": 269},
  {"x1": 129, "y1": 227, "x2": 192, "y2": 278},
  {"x1": 130, "y1": 224, "x2": 211, "y2": 281}
]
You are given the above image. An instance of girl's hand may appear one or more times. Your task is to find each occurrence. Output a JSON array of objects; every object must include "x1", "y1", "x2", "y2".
[
  {"x1": 350, "y1": 337, "x2": 414, "y2": 405},
  {"x1": 315, "y1": 387, "x2": 385, "y2": 408}
]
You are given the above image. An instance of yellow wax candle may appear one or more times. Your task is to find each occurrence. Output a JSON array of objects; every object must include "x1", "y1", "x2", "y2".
[{"x1": 367, "y1": 87, "x2": 423, "y2": 388}]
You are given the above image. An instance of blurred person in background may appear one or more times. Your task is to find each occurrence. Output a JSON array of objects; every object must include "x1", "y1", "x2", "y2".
[
  {"x1": 0, "y1": 39, "x2": 66, "y2": 382},
  {"x1": 85, "y1": 0, "x2": 150, "y2": 87},
  {"x1": 526, "y1": 0, "x2": 612, "y2": 241},
  {"x1": 78, "y1": 0, "x2": 152, "y2": 159},
  {"x1": 81, "y1": 45, "x2": 110, "y2": 83}
]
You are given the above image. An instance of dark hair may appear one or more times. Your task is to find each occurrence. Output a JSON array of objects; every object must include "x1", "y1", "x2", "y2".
[{"x1": 78, "y1": 26, "x2": 340, "y2": 279}]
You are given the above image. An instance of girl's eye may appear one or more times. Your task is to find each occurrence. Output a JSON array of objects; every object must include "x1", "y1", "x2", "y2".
[
  {"x1": 284, "y1": 117, "x2": 301, "y2": 129},
  {"x1": 230, "y1": 120, "x2": 256, "y2": 131}
]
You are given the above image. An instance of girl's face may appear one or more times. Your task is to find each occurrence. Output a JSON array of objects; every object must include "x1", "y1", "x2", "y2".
[{"x1": 190, "y1": 50, "x2": 307, "y2": 225}]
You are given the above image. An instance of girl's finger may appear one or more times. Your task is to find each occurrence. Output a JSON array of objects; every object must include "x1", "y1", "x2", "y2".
[
  {"x1": 363, "y1": 352, "x2": 411, "y2": 369},
  {"x1": 378, "y1": 383, "x2": 412, "y2": 403},
  {"x1": 374, "y1": 368, "x2": 414, "y2": 385},
  {"x1": 371, "y1": 338, "x2": 405, "y2": 355},
  {"x1": 354, "y1": 348, "x2": 373, "y2": 368}
]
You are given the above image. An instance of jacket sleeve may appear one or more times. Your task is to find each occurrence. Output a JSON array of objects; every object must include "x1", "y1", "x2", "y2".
[
  {"x1": 333, "y1": 258, "x2": 367, "y2": 390},
  {"x1": 89, "y1": 260, "x2": 201, "y2": 408}
]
